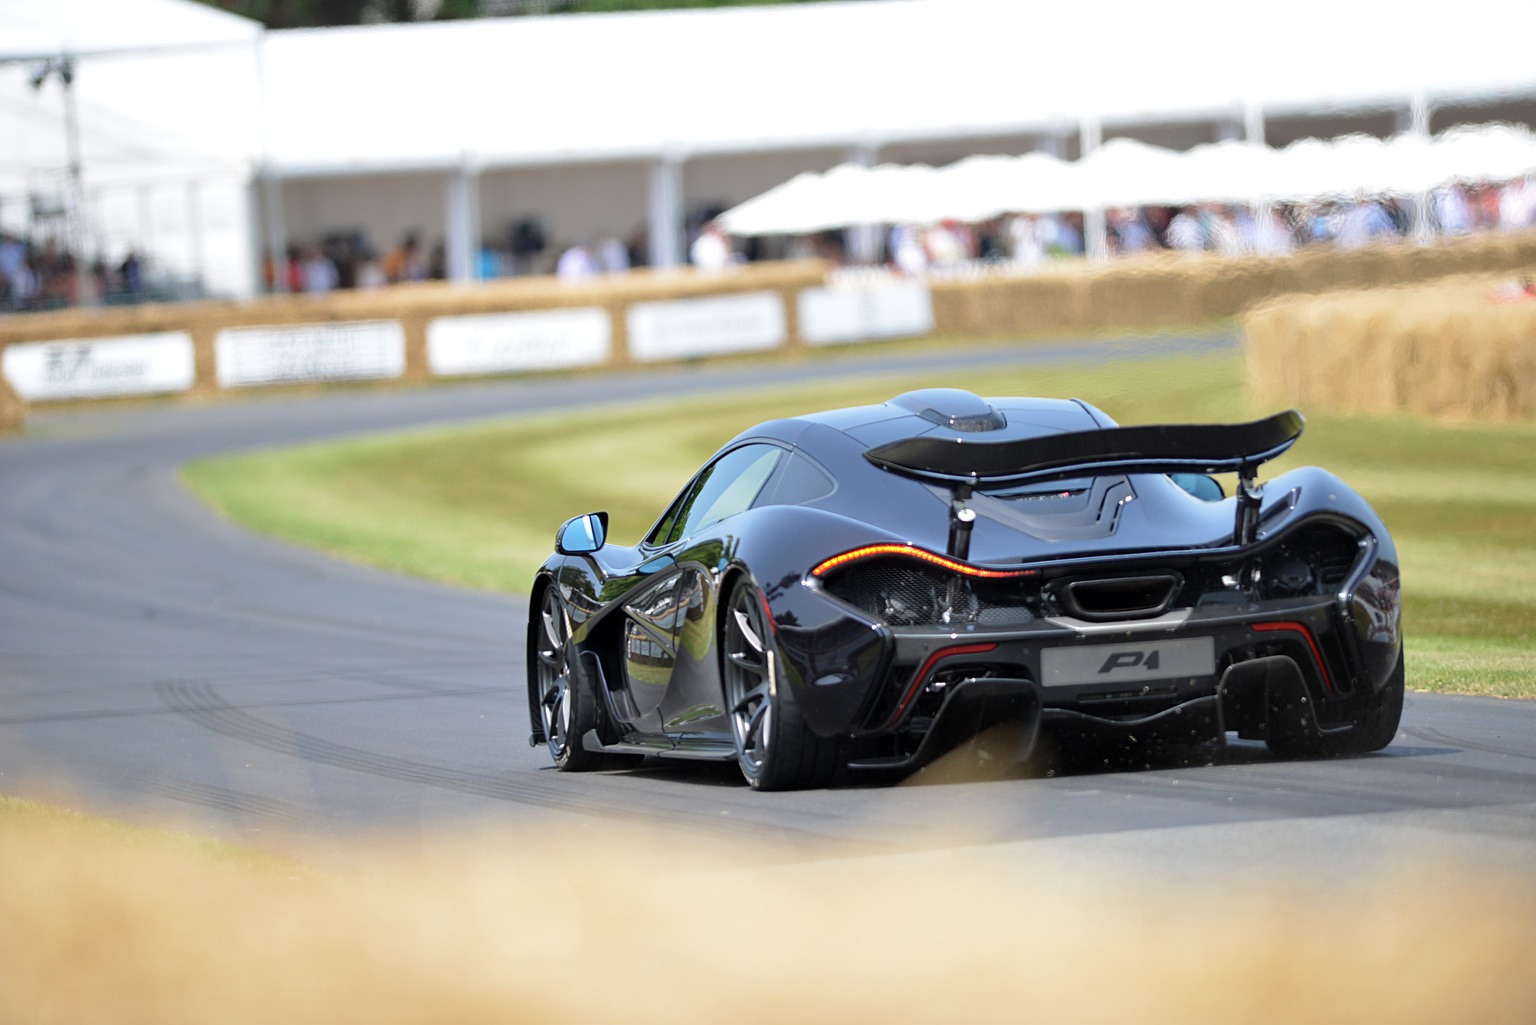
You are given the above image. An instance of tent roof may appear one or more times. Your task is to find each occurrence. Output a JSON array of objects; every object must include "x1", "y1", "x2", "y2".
[
  {"x1": 261, "y1": 0, "x2": 1536, "y2": 177},
  {"x1": 5, "y1": 0, "x2": 1536, "y2": 193}
]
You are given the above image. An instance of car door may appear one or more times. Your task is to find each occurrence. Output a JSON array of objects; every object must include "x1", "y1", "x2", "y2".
[
  {"x1": 651, "y1": 444, "x2": 784, "y2": 737},
  {"x1": 618, "y1": 444, "x2": 784, "y2": 737}
]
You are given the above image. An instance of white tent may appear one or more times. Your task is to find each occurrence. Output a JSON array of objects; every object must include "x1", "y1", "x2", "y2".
[{"x1": 0, "y1": 0, "x2": 263, "y2": 296}]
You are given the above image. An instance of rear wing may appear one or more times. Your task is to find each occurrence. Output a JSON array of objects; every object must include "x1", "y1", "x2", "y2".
[
  {"x1": 863, "y1": 410, "x2": 1305, "y2": 486},
  {"x1": 863, "y1": 410, "x2": 1305, "y2": 553}
]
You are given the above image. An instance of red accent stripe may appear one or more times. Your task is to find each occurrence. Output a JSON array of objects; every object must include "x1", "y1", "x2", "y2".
[
  {"x1": 889, "y1": 642, "x2": 998, "y2": 726},
  {"x1": 1252, "y1": 621, "x2": 1334, "y2": 693},
  {"x1": 811, "y1": 544, "x2": 1037, "y2": 580}
]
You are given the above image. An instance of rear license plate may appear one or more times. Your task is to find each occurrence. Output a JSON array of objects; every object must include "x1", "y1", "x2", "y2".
[{"x1": 1040, "y1": 636, "x2": 1215, "y2": 687}]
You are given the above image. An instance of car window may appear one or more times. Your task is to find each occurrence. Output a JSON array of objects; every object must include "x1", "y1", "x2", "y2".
[
  {"x1": 759, "y1": 449, "x2": 836, "y2": 507},
  {"x1": 667, "y1": 445, "x2": 782, "y2": 543},
  {"x1": 645, "y1": 485, "x2": 694, "y2": 548}
]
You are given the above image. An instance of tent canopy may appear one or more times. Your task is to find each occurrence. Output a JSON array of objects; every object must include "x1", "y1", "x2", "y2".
[
  {"x1": 717, "y1": 126, "x2": 1536, "y2": 235},
  {"x1": 257, "y1": 0, "x2": 1536, "y2": 177}
]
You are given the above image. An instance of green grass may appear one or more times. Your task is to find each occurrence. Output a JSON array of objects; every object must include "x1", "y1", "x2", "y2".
[{"x1": 182, "y1": 348, "x2": 1535, "y2": 698}]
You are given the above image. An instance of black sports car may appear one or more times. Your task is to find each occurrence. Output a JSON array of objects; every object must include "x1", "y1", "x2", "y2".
[{"x1": 527, "y1": 388, "x2": 1402, "y2": 790}]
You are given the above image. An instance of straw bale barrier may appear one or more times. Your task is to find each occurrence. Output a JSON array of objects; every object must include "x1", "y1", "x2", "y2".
[
  {"x1": 929, "y1": 228, "x2": 1536, "y2": 338},
  {"x1": 5, "y1": 228, "x2": 1536, "y2": 432},
  {"x1": 1245, "y1": 271, "x2": 1536, "y2": 421},
  {"x1": 0, "y1": 372, "x2": 22, "y2": 432}
]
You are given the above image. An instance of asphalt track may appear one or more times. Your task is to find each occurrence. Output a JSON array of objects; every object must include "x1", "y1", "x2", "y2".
[{"x1": 3, "y1": 332, "x2": 1534, "y2": 877}]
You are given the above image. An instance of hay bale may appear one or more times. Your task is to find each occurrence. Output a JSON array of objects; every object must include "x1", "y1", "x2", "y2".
[{"x1": 1245, "y1": 272, "x2": 1536, "y2": 422}]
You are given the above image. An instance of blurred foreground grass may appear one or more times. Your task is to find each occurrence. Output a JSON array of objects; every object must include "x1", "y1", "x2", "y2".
[
  {"x1": 183, "y1": 349, "x2": 1535, "y2": 697},
  {"x1": 3, "y1": 794, "x2": 1535, "y2": 1025}
]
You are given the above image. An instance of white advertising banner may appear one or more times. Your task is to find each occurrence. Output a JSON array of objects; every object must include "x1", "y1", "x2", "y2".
[
  {"x1": 427, "y1": 307, "x2": 611, "y2": 376},
  {"x1": 626, "y1": 291, "x2": 786, "y2": 362},
  {"x1": 798, "y1": 282, "x2": 934, "y2": 345},
  {"x1": 215, "y1": 321, "x2": 406, "y2": 388},
  {"x1": 2, "y1": 332, "x2": 195, "y2": 401}
]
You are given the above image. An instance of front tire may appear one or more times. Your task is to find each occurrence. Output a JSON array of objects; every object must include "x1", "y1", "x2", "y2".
[
  {"x1": 721, "y1": 578, "x2": 840, "y2": 791},
  {"x1": 531, "y1": 584, "x2": 613, "y2": 771}
]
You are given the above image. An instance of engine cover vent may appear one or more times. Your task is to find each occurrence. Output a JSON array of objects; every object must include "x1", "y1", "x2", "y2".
[{"x1": 889, "y1": 388, "x2": 1008, "y2": 433}]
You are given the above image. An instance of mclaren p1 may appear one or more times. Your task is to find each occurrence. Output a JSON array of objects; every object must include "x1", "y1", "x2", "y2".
[{"x1": 526, "y1": 388, "x2": 1402, "y2": 790}]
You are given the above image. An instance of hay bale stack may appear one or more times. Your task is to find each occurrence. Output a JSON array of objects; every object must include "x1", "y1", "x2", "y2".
[
  {"x1": 1244, "y1": 272, "x2": 1536, "y2": 421},
  {"x1": 928, "y1": 229, "x2": 1536, "y2": 340}
]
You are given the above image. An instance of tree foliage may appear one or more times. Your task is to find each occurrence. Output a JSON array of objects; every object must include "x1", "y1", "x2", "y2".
[{"x1": 191, "y1": 0, "x2": 848, "y2": 30}]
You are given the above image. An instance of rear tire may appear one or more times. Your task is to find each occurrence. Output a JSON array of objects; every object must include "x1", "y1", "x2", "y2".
[
  {"x1": 721, "y1": 578, "x2": 840, "y2": 791},
  {"x1": 1351, "y1": 647, "x2": 1405, "y2": 754},
  {"x1": 1266, "y1": 647, "x2": 1404, "y2": 758}
]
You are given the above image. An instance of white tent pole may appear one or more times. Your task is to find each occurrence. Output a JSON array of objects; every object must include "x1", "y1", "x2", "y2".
[
  {"x1": 1080, "y1": 115, "x2": 1106, "y2": 261},
  {"x1": 186, "y1": 179, "x2": 205, "y2": 296},
  {"x1": 845, "y1": 141, "x2": 880, "y2": 264},
  {"x1": 255, "y1": 30, "x2": 287, "y2": 293},
  {"x1": 648, "y1": 154, "x2": 683, "y2": 269},
  {"x1": 1244, "y1": 101, "x2": 1266, "y2": 147},
  {"x1": 137, "y1": 183, "x2": 153, "y2": 266},
  {"x1": 56, "y1": 56, "x2": 98, "y2": 305},
  {"x1": 1409, "y1": 90, "x2": 1433, "y2": 242},
  {"x1": 444, "y1": 160, "x2": 478, "y2": 283},
  {"x1": 1245, "y1": 99, "x2": 1272, "y2": 226}
]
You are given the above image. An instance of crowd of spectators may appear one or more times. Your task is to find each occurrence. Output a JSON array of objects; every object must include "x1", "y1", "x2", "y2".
[
  {"x1": 9, "y1": 176, "x2": 1536, "y2": 312},
  {"x1": 865, "y1": 177, "x2": 1536, "y2": 274},
  {"x1": 262, "y1": 231, "x2": 444, "y2": 293},
  {"x1": 0, "y1": 231, "x2": 151, "y2": 312}
]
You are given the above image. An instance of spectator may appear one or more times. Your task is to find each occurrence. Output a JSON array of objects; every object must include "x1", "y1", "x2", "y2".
[
  {"x1": 1167, "y1": 206, "x2": 1205, "y2": 252},
  {"x1": 1433, "y1": 185, "x2": 1475, "y2": 234},
  {"x1": 356, "y1": 246, "x2": 387, "y2": 289},
  {"x1": 689, "y1": 221, "x2": 733, "y2": 271},
  {"x1": 383, "y1": 232, "x2": 427, "y2": 282},
  {"x1": 1334, "y1": 198, "x2": 1396, "y2": 249},
  {"x1": 121, "y1": 250, "x2": 145, "y2": 297},
  {"x1": 889, "y1": 223, "x2": 928, "y2": 274},
  {"x1": 1498, "y1": 177, "x2": 1536, "y2": 230},
  {"x1": 596, "y1": 235, "x2": 630, "y2": 273},
  {"x1": 301, "y1": 246, "x2": 338, "y2": 292},
  {"x1": 1005, "y1": 213, "x2": 1045, "y2": 266},
  {"x1": 556, "y1": 241, "x2": 598, "y2": 281}
]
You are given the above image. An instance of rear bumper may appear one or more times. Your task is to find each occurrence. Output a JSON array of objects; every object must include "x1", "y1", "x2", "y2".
[{"x1": 845, "y1": 596, "x2": 1389, "y2": 757}]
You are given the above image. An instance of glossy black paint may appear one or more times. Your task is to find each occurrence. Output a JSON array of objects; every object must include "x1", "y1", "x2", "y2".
[{"x1": 526, "y1": 391, "x2": 1403, "y2": 778}]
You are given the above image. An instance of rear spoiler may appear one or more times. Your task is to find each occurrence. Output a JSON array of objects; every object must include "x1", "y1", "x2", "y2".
[
  {"x1": 863, "y1": 410, "x2": 1304, "y2": 485},
  {"x1": 863, "y1": 410, "x2": 1305, "y2": 553}
]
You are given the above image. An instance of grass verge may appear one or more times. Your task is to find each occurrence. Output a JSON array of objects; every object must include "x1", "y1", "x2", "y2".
[{"x1": 183, "y1": 348, "x2": 1535, "y2": 697}]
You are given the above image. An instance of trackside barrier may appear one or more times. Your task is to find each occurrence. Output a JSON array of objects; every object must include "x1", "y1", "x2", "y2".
[{"x1": 5, "y1": 230, "x2": 1536, "y2": 432}]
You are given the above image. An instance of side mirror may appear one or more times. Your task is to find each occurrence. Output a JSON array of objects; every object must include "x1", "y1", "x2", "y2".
[{"x1": 556, "y1": 511, "x2": 609, "y2": 555}]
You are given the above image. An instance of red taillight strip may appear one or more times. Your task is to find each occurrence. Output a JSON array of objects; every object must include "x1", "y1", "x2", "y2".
[
  {"x1": 888, "y1": 642, "x2": 998, "y2": 727},
  {"x1": 811, "y1": 544, "x2": 1037, "y2": 580},
  {"x1": 1252, "y1": 621, "x2": 1334, "y2": 693}
]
